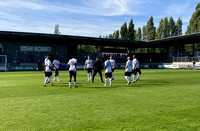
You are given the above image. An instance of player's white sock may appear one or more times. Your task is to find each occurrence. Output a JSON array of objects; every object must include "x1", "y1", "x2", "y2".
[
  {"x1": 125, "y1": 76, "x2": 129, "y2": 82},
  {"x1": 69, "y1": 82, "x2": 71, "y2": 87},
  {"x1": 49, "y1": 77, "x2": 53, "y2": 85},
  {"x1": 90, "y1": 74, "x2": 92, "y2": 80},
  {"x1": 88, "y1": 73, "x2": 90, "y2": 81},
  {"x1": 74, "y1": 82, "x2": 76, "y2": 86},
  {"x1": 132, "y1": 75, "x2": 136, "y2": 82},
  {"x1": 109, "y1": 78, "x2": 112, "y2": 86},
  {"x1": 57, "y1": 76, "x2": 60, "y2": 81},
  {"x1": 105, "y1": 78, "x2": 107, "y2": 86},
  {"x1": 129, "y1": 76, "x2": 131, "y2": 83},
  {"x1": 44, "y1": 77, "x2": 48, "y2": 85},
  {"x1": 137, "y1": 74, "x2": 141, "y2": 79},
  {"x1": 54, "y1": 77, "x2": 56, "y2": 81},
  {"x1": 45, "y1": 76, "x2": 49, "y2": 83}
]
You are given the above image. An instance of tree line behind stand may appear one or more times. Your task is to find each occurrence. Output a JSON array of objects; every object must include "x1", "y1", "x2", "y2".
[{"x1": 100, "y1": 2, "x2": 200, "y2": 54}]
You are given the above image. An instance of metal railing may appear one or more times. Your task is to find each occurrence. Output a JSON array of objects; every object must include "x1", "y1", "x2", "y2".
[{"x1": 173, "y1": 57, "x2": 200, "y2": 62}]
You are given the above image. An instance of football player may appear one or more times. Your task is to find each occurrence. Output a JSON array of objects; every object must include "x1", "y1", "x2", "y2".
[
  {"x1": 104, "y1": 57, "x2": 113, "y2": 87},
  {"x1": 43, "y1": 54, "x2": 55, "y2": 87},
  {"x1": 53, "y1": 57, "x2": 61, "y2": 82},
  {"x1": 125, "y1": 56, "x2": 132, "y2": 85},
  {"x1": 132, "y1": 55, "x2": 141, "y2": 82},
  {"x1": 67, "y1": 56, "x2": 78, "y2": 88},
  {"x1": 110, "y1": 56, "x2": 117, "y2": 80},
  {"x1": 84, "y1": 56, "x2": 93, "y2": 81}
]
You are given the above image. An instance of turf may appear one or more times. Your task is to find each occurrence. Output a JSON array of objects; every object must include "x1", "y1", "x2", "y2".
[{"x1": 0, "y1": 69, "x2": 200, "y2": 131}]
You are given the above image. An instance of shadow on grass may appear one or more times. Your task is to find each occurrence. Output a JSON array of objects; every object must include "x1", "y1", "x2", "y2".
[
  {"x1": 129, "y1": 79, "x2": 170, "y2": 88},
  {"x1": 52, "y1": 79, "x2": 170, "y2": 89}
]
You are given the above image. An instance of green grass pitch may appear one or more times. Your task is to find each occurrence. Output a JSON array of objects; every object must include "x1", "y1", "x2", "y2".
[{"x1": 0, "y1": 69, "x2": 200, "y2": 130}]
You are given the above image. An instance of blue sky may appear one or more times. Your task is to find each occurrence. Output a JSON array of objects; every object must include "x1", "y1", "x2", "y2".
[{"x1": 0, "y1": 0, "x2": 199, "y2": 37}]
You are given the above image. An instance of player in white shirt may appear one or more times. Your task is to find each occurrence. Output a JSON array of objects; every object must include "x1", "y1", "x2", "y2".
[
  {"x1": 53, "y1": 58, "x2": 61, "y2": 82},
  {"x1": 67, "y1": 56, "x2": 78, "y2": 88},
  {"x1": 44, "y1": 56, "x2": 49, "y2": 83},
  {"x1": 132, "y1": 55, "x2": 141, "y2": 83},
  {"x1": 110, "y1": 56, "x2": 117, "y2": 80},
  {"x1": 125, "y1": 56, "x2": 132, "y2": 85},
  {"x1": 104, "y1": 57, "x2": 114, "y2": 87},
  {"x1": 43, "y1": 55, "x2": 55, "y2": 87},
  {"x1": 84, "y1": 56, "x2": 93, "y2": 81}
]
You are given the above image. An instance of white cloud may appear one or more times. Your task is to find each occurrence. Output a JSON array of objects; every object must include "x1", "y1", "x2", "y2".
[
  {"x1": 0, "y1": 0, "x2": 145, "y2": 16},
  {"x1": 79, "y1": 0, "x2": 144, "y2": 16},
  {"x1": 0, "y1": 0, "x2": 198, "y2": 36},
  {"x1": 0, "y1": 12, "x2": 24, "y2": 22},
  {"x1": 0, "y1": 0, "x2": 45, "y2": 10}
]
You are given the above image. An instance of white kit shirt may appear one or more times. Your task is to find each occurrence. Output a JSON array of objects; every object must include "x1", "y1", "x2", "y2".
[
  {"x1": 126, "y1": 60, "x2": 132, "y2": 72},
  {"x1": 110, "y1": 59, "x2": 116, "y2": 69},
  {"x1": 68, "y1": 58, "x2": 77, "y2": 71},
  {"x1": 44, "y1": 57, "x2": 48, "y2": 64},
  {"x1": 53, "y1": 60, "x2": 60, "y2": 69},
  {"x1": 104, "y1": 60, "x2": 112, "y2": 73},
  {"x1": 85, "y1": 59, "x2": 93, "y2": 68},
  {"x1": 45, "y1": 59, "x2": 52, "y2": 72},
  {"x1": 132, "y1": 58, "x2": 139, "y2": 69}
]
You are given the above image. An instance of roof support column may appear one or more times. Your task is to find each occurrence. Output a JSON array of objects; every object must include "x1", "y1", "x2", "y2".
[
  {"x1": 192, "y1": 43, "x2": 195, "y2": 57},
  {"x1": 159, "y1": 48, "x2": 162, "y2": 62},
  {"x1": 95, "y1": 45, "x2": 98, "y2": 57},
  {"x1": 175, "y1": 45, "x2": 178, "y2": 57},
  {"x1": 166, "y1": 47, "x2": 169, "y2": 63}
]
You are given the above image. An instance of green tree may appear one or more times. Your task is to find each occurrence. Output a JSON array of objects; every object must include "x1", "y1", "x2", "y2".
[
  {"x1": 113, "y1": 30, "x2": 119, "y2": 39},
  {"x1": 142, "y1": 25, "x2": 147, "y2": 41},
  {"x1": 176, "y1": 17, "x2": 182, "y2": 36},
  {"x1": 163, "y1": 17, "x2": 169, "y2": 38},
  {"x1": 169, "y1": 16, "x2": 176, "y2": 37},
  {"x1": 128, "y1": 19, "x2": 135, "y2": 40},
  {"x1": 186, "y1": 3, "x2": 200, "y2": 34},
  {"x1": 120, "y1": 22, "x2": 128, "y2": 40},
  {"x1": 185, "y1": 3, "x2": 200, "y2": 52},
  {"x1": 136, "y1": 27, "x2": 142, "y2": 41},
  {"x1": 156, "y1": 18, "x2": 164, "y2": 39},
  {"x1": 146, "y1": 16, "x2": 156, "y2": 41},
  {"x1": 109, "y1": 34, "x2": 113, "y2": 39}
]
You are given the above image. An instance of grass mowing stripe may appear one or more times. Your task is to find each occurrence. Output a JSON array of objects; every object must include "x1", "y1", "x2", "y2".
[{"x1": 0, "y1": 69, "x2": 200, "y2": 130}]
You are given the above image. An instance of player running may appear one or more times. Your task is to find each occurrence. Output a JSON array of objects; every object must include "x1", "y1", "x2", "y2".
[
  {"x1": 67, "y1": 56, "x2": 78, "y2": 88},
  {"x1": 84, "y1": 56, "x2": 93, "y2": 81},
  {"x1": 53, "y1": 57, "x2": 61, "y2": 82},
  {"x1": 132, "y1": 55, "x2": 141, "y2": 83},
  {"x1": 43, "y1": 55, "x2": 55, "y2": 87},
  {"x1": 125, "y1": 56, "x2": 132, "y2": 85},
  {"x1": 110, "y1": 56, "x2": 117, "y2": 80},
  {"x1": 104, "y1": 57, "x2": 113, "y2": 87}
]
